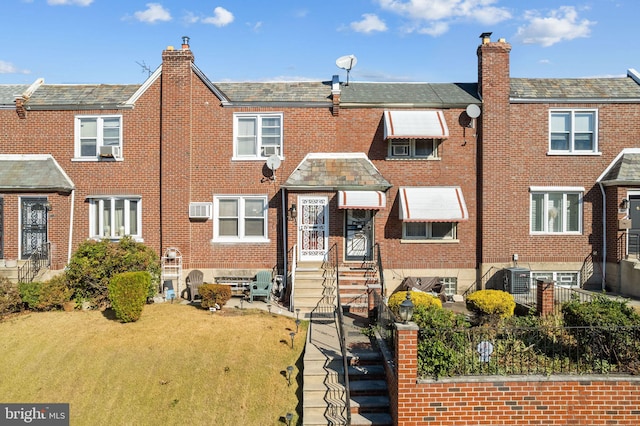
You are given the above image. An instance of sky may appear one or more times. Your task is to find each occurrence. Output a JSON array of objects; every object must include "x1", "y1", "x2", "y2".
[{"x1": 0, "y1": 0, "x2": 636, "y2": 85}]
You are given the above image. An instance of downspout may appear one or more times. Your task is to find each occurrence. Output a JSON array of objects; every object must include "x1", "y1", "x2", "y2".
[
  {"x1": 598, "y1": 182, "x2": 606, "y2": 291},
  {"x1": 67, "y1": 189, "x2": 75, "y2": 264}
]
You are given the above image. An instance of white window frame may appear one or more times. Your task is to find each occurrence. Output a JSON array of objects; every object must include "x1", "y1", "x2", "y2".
[
  {"x1": 74, "y1": 115, "x2": 123, "y2": 161},
  {"x1": 531, "y1": 271, "x2": 579, "y2": 288},
  {"x1": 440, "y1": 277, "x2": 458, "y2": 297},
  {"x1": 388, "y1": 138, "x2": 439, "y2": 159},
  {"x1": 212, "y1": 195, "x2": 269, "y2": 242},
  {"x1": 233, "y1": 113, "x2": 283, "y2": 160},
  {"x1": 548, "y1": 109, "x2": 598, "y2": 155},
  {"x1": 402, "y1": 221, "x2": 457, "y2": 241},
  {"x1": 529, "y1": 186, "x2": 583, "y2": 235},
  {"x1": 88, "y1": 196, "x2": 142, "y2": 240}
]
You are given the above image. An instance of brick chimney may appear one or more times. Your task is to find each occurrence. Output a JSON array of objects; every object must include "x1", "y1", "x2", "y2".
[{"x1": 160, "y1": 38, "x2": 195, "y2": 257}]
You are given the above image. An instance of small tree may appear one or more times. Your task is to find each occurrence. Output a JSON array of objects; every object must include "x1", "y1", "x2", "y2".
[{"x1": 108, "y1": 271, "x2": 150, "y2": 323}]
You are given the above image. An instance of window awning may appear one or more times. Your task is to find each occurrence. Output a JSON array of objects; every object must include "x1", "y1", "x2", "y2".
[
  {"x1": 384, "y1": 110, "x2": 449, "y2": 139},
  {"x1": 399, "y1": 186, "x2": 468, "y2": 222},
  {"x1": 338, "y1": 191, "x2": 386, "y2": 209}
]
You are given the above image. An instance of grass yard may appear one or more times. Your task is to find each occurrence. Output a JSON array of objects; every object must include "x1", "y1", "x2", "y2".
[{"x1": 0, "y1": 303, "x2": 306, "y2": 425}]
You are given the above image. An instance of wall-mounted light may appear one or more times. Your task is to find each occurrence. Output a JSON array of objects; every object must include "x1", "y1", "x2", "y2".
[
  {"x1": 288, "y1": 203, "x2": 297, "y2": 222},
  {"x1": 621, "y1": 198, "x2": 629, "y2": 210},
  {"x1": 43, "y1": 202, "x2": 52, "y2": 212}
]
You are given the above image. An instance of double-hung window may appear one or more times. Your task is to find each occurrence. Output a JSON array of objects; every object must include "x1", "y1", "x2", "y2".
[
  {"x1": 75, "y1": 115, "x2": 122, "y2": 159},
  {"x1": 530, "y1": 187, "x2": 583, "y2": 234},
  {"x1": 549, "y1": 110, "x2": 597, "y2": 154},
  {"x1": 213, "y1": 195, "x2": 268, "y2": 241},
  {"x1": 403, "y1": 222, "x2": 456, "y2": 240},
  {"x1": 531, "y1": 271, "x2": 579, "y2": 288},
  {"x1": 233, "y1": 113, "x2": 283, "y2": 159},
  {"x1": 389, "y1": 138, "x2": 438, "y2": 159},
  {"x1": 89, "y1": 196, "x2": 141, "y2": 240}
]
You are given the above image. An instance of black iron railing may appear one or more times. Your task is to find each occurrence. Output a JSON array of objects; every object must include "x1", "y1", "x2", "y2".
[
  {"x1": 18, "y1": 242, "x2": 50, "y2": 284},
  {"x1": 324, "y1": 243, "x2": 351, "y2": 425},
  {"x1": 373, "y1": 290, "x2": 396, "y2": 360},
  {"x1": 417, "y1": 325, "x2": 640, "y2": 379}
]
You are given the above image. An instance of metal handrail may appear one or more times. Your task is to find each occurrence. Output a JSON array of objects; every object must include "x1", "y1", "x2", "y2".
[
  {"x1": 325, "y1": 243, "x2": 351, "y2": 425},
  {"x1": 18, "y1": 241, "x2": 51, "y2": 284},
  {"x1": 462, "y1": 265, "x2": 500, "y2": 298},
  {"x1": 374, "y1": 242, "x2": 385, "y2": 298}
]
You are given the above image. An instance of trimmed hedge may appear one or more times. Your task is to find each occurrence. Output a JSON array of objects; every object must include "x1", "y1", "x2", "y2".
[
  {"x1": 388, "y1": 290, "x2": 442, "y2": 319},
  {"x1": 108, "y1": 271, "x2": 150, "y2": 323},
  {"x1": 466, "y1": 289, "x2": 515, "y2": 319},
  {"x1": 199, "y1": 284, "x2": 232, "y2": 309}
]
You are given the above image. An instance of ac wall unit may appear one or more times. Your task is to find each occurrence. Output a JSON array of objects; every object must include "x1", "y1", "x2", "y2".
[
  {"x1": 503, "y1": 267, "x2": 530, "y2": 294},
  {"x1": 99, "y1": 145, "x2": 121, "y2": 158},
  {"x1": 392, "y1": 145, "x2": 409, "y2": 156},
  {"x1": 189, "y1": 202, "x2": 212, "y2": 220}
]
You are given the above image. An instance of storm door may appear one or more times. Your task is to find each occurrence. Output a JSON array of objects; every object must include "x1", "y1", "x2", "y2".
[
  {"x1": 298, "y1": 196, "x2": 329, "y2": 261},
  {"x1": 345, "y1": 209, "x2": 373, "y2": 261},
  {"x1": 21, "y1": 197, "x2": 48, "y2": 260}
]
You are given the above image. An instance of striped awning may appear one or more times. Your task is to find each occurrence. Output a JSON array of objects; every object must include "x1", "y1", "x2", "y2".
[
  {"x1": 399, "y1": 186, "x2": 468, "y2": 222},
  {"x1": 384, "y1": 110, "x2": 449, "y2": 139},
  {"x1": 338, "y1": 191, "x2": 386, "y2": 209}
]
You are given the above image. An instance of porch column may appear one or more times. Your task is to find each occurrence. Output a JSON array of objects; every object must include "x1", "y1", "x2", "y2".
[
  {"x1": 394, "y1": 322, "x2": 419, "y2": 425},
  {"x1": 536, "y1": 279, "x2": 554, "y2": 316}
]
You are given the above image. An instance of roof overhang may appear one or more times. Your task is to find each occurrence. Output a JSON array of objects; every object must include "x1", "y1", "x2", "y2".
[
  {"x1": 0, "y1": 154, "x2": 74, "y2": 193},
  {"x1": 399, "y1": 186, "x2": 468, "y2": 222},
  {"x1": 337, "y1": 191, "x2": 386, "y2": 209},
  {"x1": 384, "y1": 110, "x2": 449, "y2": 139}
]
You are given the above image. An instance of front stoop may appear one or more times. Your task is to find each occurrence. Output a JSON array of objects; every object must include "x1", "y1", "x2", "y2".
[{"x1": 303, "y1": 310, "x2": 392, "y2": 426}]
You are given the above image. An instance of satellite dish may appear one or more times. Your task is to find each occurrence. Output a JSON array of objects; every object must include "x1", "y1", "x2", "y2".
[
  {"x1": 336, "y1": 55, "x2": 357, "y2": 86},
  {"x1": 466, "y1": 104, "x2": 481, "y2": 119},
  {"x1": 266, "y1": 155, "x2": 281, "y2": 171},
  {"x1": 336, "y1": 55, "x2": 357, "y2": 71}
]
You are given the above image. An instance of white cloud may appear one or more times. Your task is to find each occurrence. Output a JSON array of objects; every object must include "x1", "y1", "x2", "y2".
[
  {"x1": 350, "y1": 14, "x2": 388, "y2": 34},
  {"x1": 0, "y1": 60, "x2": 30, "y2": 75},
  {"x1": 377, "y1": 0, "x2": 511, "y2": 35},
  {"x1": 201, "y1": 7, "x2": 234, "y2": 27},
  {"x1": 515, "y1": 6, "x2": 595, "y2": 47},
  {"x1": 47, "y1": 0, "x2": 93, "y2": 5},
  {"x1": 134, "y1": 3, "x2": 172, "y2": 24}
]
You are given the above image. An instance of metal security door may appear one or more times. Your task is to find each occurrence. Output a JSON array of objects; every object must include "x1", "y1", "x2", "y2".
[
  {"x1": 298, "y1": 196, "x2": 329, "y2": 261},
  {"x1": 345, "y1": 209, "x2": 373, "y2": 261},
  {"x1": 21, "y1": 197, "x2": 48, "y2": 260}
]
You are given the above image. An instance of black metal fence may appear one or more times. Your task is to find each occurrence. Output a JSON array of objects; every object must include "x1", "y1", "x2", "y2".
[
  {"x1": 418, "y1": 325, "x2": 640, "y2": 379},
  {"x1": 18, "y1": 242, "x2": 50, "y2": 284},
  {"x1": 373, "y1": 290, "x2": 396, "y2": 359}
]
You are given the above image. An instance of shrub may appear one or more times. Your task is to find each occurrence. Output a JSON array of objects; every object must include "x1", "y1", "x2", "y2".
[
  {"x1": 466, "y1": 289, "x2": 515, "y2": 319},
  {"x1": 199, "y1": 284, "x2": 232, "y2": 309},
  {"x1": 562, "y1": 294, "x2": 640, "y2": 328},
  {"x1": 36, "y1": 275, "x2": 73, "y2": 311},
  {"x1": 19, "y1": 281, "x2": 41, "y2": 310},
  {"x1": 66, "y1": 237, "x2": 160, "y2": 308},
  {"x1": 0, "y1": 277, "x2": 21, "y2": 318},
  {"x1": 107, "y1": 271, "x2": 150, "y2": 323},
  {"x1": 388, "y1": 290, "x2": 442, "y2": 319}
]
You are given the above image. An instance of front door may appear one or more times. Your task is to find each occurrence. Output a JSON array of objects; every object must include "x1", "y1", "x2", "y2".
[
  {"x1": 21, "y1": 197, "x2": 48, "y2": 260},
  {"x1": 629, "y1": 195, "x2": 640, "y2": 256},
  {"x1": 345, "y1": 209, "x2": 374, "y2": 261},
  {"x1": 298, "y1": 196, "x2": 329, "y2": 261}
]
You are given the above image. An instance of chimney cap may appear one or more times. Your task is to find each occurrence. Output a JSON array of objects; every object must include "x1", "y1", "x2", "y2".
[
  {"x1": 182, "y1": 35, "x2": 190, "y2": 48},
  {"x1": 480, "y1": 32, "x2": 492, "y2": 44}
]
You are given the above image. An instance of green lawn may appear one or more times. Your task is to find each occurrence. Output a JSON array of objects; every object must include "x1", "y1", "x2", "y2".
[{"x1": 0, "y1": 303, "x2": 306, "y2": 425}]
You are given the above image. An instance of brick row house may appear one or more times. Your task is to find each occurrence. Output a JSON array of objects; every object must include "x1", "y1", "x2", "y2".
[{"x1": 1, "y1": 34, "x2": 639, "y2": 310}]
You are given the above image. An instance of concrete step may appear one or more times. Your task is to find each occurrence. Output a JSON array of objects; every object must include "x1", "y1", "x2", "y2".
[
  {"x1": 350, "y1": 412, "x2": 393, "y2": 426},
  {"x1": 349, "y1": 380, "x2": 388, "y2": 395},
  {"x1": 350, "y1": 395, "x2": 390, "y2": 413}
]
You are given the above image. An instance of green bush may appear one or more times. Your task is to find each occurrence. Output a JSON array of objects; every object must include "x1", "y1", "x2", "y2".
[
  {"x1": 466, "y1": 289, "x2": 515, "y2": 319},
  {"x1": 66, "y1": 237, "x2": 160, "y2": 308},
  {"x1": 388, "y1": 290, "x2": 442, "y2": 319},
  {"x1": 0, "y1": 277, "x2": 21, "y2": 318},
  {"x1": 199, "y1": 284, "x2": 232, "y2": 309},
  {"x1": 37, "y1": 275, "x2": 73, "y2": 310},
  {"x1": 562, "y1": 294, "x2": 640, "y2": 327},
  {"x1": 19, "y1": 281, "x2": 41, "y2": 309},
  {"x1": 107, "y1": 271, "x2": 150, "y2": 323}
]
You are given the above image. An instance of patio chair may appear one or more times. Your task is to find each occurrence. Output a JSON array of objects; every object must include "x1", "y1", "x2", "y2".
[
  {"x1": 249, "y1": 271, "x2": 273, "y2": 303},
  {"x1": 186, "y1": 269, "x2": 204, "y2": 302}
]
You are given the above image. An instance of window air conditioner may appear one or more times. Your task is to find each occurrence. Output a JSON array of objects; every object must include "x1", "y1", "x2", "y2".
[
  {"x1": 189, "y1": 202, "x2": 212, "y2": 220},
  {"x1": 99, "y1": 145, "x2": 121, "y2": 158},
  {"x1": 392, "y1": 145, "x2": 409, "y2": 156}
]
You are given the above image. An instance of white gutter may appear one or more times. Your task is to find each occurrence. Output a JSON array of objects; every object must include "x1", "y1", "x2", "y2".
[
  {"x1": 597, "y1": 182, "x2": 606, "y2": 291},
  {"x1": 281, "y1": 188, "x2": 288, "y2": 307},
  {"x1": 67, "y1": 189, "x2": 75, "y2": 264}
]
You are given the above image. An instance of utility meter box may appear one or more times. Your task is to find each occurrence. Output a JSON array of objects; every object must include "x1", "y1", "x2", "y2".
[{"x1": 619, "y1": 218, "x2": 632, "y2": 230}]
